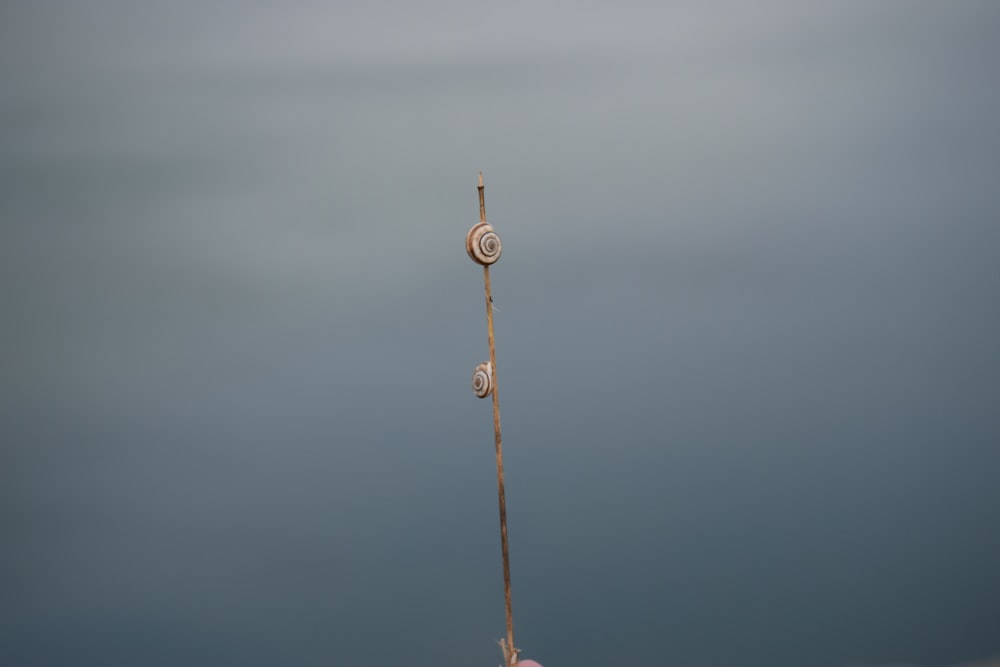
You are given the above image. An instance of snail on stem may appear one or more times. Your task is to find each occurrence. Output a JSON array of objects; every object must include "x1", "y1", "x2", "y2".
[{"x1": 467, "y1": 172, "x2": 517, "y2": 665}]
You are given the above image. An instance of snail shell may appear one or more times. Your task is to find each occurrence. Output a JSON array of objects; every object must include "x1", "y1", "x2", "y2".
[
  {"x1": 471, "y1": 361, "x2": 494, "y2": 399},
  {"x1": 466, "y1": 222, "x2": 502, "y2": 265}
]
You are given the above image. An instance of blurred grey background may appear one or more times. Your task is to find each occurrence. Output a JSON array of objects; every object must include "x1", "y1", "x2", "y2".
[{"x1": 2, "y1": 2, "x2": 999, "y2": 666}]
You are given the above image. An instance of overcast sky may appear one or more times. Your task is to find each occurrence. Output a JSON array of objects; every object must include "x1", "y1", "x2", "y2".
[{"x1": 2, "y1": 2, "x2": 999, "y2": 666}]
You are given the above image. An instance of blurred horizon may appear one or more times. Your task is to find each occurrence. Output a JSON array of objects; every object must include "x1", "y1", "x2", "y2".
[{"x1": 2, "y1": 2, "x2": 999, "y2": 666}]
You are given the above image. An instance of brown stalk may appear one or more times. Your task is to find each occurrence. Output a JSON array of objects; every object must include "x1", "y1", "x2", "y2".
[{"x1": 479, "y1": 172, "x2": 517, "y2": 666}]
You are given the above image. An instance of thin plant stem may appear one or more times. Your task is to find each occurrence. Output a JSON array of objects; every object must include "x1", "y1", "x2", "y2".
[{"x1": 479, "y1": 172, "x2": 516, "y2": 665}]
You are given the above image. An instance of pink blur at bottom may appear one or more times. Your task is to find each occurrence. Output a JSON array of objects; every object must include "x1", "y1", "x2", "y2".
[{"x1": 517, "y1": 661, "x2": 543, "y2": 667}]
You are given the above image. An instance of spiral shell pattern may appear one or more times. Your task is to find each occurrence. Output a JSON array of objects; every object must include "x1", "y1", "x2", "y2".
[
  {"x1": 471, "y1": 361, "x2": 494, "y2": 399},
  {"x1": 466, "y1": 222, "x2": 502, "y2": 265}
]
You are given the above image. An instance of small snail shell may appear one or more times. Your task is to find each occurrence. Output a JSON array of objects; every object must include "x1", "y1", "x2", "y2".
[
  {"x1": 466, "y1": 222, "x2": 502, "y2": 265},
  {"x1": 471, "y1": 361, "x2": 494, "y2": 399}
]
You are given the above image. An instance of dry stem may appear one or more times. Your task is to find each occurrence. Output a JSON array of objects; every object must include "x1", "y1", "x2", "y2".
[{"x1": 480, "y1": 172, "x2": 516, "y2": 664}]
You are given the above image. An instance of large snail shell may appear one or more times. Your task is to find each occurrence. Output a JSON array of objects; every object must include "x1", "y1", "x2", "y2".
[
  {"x1": 466, "y1": 222, "x2": 502, "y2": 265},
  {"x1": 471, "y1": 361, "x2": 494, "y2": 399}
]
